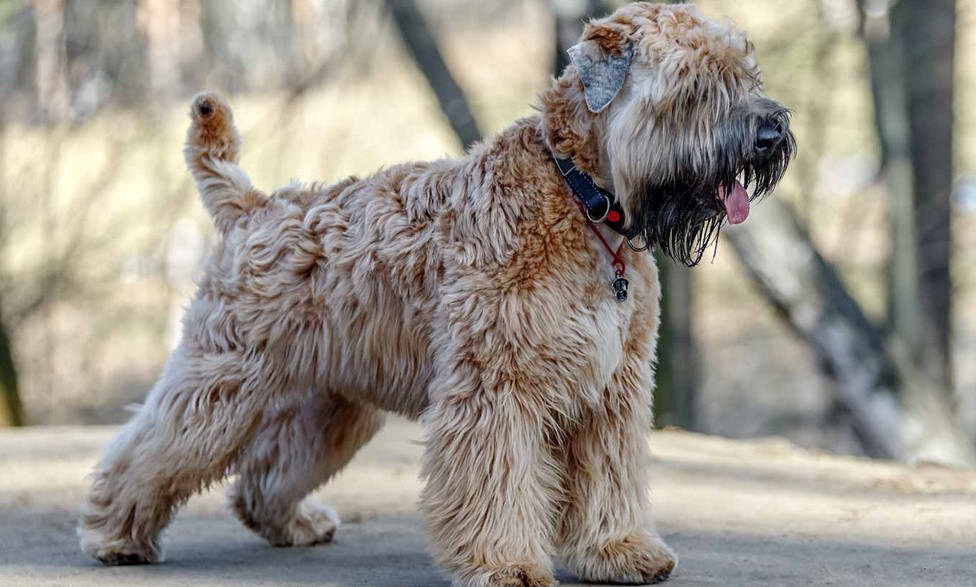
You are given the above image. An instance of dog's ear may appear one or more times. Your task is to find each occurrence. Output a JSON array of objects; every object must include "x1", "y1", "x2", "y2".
[{"x1": 568, "y1": 23, "x2": 634, "y2": 113}]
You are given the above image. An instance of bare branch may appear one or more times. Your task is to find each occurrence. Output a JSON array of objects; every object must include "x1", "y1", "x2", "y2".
[
  {"x1": 726, "y1": 198, "x2": 974, "y2": 466},
  {"x1": 385, "y1": 0, "x2": 483, "y2": 150}
]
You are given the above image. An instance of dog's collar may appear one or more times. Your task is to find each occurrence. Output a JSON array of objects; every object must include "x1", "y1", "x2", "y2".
[
  {"x1": 552, "y1": 153, "x2": 636, "y2": 302},
  {"x1": 551, "y1": 155, "x2": 639, "y2": 240}
]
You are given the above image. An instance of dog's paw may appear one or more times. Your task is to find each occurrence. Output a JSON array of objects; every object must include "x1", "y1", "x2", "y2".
[
  {"x1": 488, "y1": 565, "x2": 558, "y2": 587},
  {"x1": 269, "y1": 500, "x2": 340, "y2": 547},
  {"x1": 457, "y1": 563, "x2": 557, "y2": 587},
  {"x1": 79, "y1": 526, "x2": 162, "y2": 566},
  {"x1": 567, "y1": 532, "x2": 676, "y2": 584}
]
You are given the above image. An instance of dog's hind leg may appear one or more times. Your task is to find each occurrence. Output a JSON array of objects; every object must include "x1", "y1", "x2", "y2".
[
  {"x1": 229, "y1": 392, "x2": 384, "y2": 547},
  {"x1": 183, "y1": 92, "x2": 267, "y2": 235},
  {"x1": 79, "y1": 345, "x2": 271, "y2": 565}
]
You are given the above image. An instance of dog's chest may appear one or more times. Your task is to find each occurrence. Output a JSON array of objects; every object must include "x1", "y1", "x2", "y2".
[
  {"x1": 583, "y1": 297, "x2": 628, "y2": 400},
  {"x1": 577, "y1": 248, "x2": 659, "y2": 403}
]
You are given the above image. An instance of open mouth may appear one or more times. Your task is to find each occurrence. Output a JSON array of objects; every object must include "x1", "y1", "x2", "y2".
[
  {"x1": 718, "y1": 180, "x2": 750, "y2": 225},
  {"x1": 633, "y1": 128, "x2": 794, "y2": 266}
]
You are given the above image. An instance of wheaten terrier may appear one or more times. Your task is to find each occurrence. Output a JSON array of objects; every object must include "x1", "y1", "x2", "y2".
[{"x1": 80, "y1": 3, "x2": 793, "y2": 585}]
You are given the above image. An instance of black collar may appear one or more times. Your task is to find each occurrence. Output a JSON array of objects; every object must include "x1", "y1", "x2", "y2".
[{"x1": 551, "y1": 155, "x2": 639, "y2": 240}]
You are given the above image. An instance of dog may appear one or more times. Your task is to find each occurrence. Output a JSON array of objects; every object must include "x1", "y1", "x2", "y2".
[{"x1": 79, "y1": 3, "x2": 793, "y2": 585}]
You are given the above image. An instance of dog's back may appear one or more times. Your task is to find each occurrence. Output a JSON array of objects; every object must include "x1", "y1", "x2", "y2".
[{"x1": 181, "y1": 95, "x2": 580, "y2": 420}]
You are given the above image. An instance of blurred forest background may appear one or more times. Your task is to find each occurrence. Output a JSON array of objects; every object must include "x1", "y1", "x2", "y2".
[{"x1": 1, "y1": 0, "x2": 975, "y2": 466}]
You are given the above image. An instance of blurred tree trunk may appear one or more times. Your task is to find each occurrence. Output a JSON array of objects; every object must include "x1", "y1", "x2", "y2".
[
  {"x1": 0, "y1": 87, "x2": 22, "y2": 426},
  {"x1": 386, "y1": 0, "x2": 482, "y2": 151},
  {"x1": 858, "y1": 0, "x2": 956, "y2": 395},
  {"x1": 7, "y1": 5, "x2": 37, "y2": 120},
  {"x1": 894, "y1": 0, "x2": 956, "y2": 393},
  {"x1": 855, "y1": 0, "x2": 965, "y2": 460},
  {"x1": 727, "y1": 200, "x2": 974, "y2": 466},
  {"x1": 654, "y1": 256, "x2": 697, "y2": 429},
  {"x1": 31, "y1": 0, "x2": 70, "y2": 122},
  {"x1": 0, "y1": 307, "x2": 24, "y2": 427},
  {"x1": 858, "y1": 0, "x2": 920, "y2": 366}
]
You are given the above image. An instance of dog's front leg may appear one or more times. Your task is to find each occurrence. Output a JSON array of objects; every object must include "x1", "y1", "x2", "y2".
[
  {"x1": 420, "y1": 389, "x2": 559, "y2": 587},
  {"x1": 557, "y1": 360, "x2": 677, "y2": 585}
]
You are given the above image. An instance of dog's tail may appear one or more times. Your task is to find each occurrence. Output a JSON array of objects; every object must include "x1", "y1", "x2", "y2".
[{"x1": 183, "y1": 92, "x2": 267, "y2": 234}]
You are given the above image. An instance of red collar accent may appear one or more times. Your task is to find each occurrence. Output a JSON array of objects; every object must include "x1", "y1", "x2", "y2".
[{"x1": 575, "y1": 201, "x2": 626, "y2": 279}]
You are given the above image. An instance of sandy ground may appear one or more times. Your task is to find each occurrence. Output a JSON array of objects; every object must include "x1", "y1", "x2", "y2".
[{"x1": 1, "y1": 418, "x2": 974, "y2": 586}]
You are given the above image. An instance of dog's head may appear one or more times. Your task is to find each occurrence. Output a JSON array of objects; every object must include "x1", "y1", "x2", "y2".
[{"x1": 545, "y1": 2, "x2": 795, "y2": 265}]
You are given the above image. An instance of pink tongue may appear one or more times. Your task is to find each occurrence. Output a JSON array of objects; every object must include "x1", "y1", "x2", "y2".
[{"x1": 719, "y1": 181, "x2": 750, "y2": 225}]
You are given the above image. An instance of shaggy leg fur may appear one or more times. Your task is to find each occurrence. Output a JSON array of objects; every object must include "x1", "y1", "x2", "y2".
[
  {"x1": 229, "y1": 393, "x2": 384, "y2": 547},
  {"x1": 557, "y1": 378, "x2": 677, "y2": 584},
  {"x1": 420, "y1": 393, "x2": 560, "y2": 587},
  {"x1": 79, "y1": 346, "x2": 265, "y2": 564}
]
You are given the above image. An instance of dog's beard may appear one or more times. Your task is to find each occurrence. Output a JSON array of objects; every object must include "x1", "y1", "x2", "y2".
[{"x1": 630, "y1": 122, "x2": 795, "y2": 267}]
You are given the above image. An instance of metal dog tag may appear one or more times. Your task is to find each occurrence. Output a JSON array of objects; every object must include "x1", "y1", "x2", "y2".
[{"x1": 611, "y1": 275, "x2": 629, "y2": 302}]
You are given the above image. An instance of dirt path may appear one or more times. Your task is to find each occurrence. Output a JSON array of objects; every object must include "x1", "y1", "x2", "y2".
[{"x1": 1, "y1": 418, "x2": 974, "y2": 586}]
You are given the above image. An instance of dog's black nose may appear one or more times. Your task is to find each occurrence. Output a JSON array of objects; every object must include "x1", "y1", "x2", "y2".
[{"x1": 755, "y1": 121, "x2": 784, "y2": 154}]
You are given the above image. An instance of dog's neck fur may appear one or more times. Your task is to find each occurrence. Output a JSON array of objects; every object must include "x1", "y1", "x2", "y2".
[
  {"x1": 539, "y1": 70, "x2": 613, "y2": 192},
  {"x1": 539, "y1": 71, "x2": 627, "y2": 250}
]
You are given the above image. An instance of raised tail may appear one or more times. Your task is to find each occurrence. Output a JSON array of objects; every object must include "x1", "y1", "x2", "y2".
[{"x1": 183, "y1": 92, "x2": 267, "y2": 234}]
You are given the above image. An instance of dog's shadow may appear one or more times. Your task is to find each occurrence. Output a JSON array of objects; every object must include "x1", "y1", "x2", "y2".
[
  {"x1": 26, "y1": 506, "x2": 974, "y2": 586},
  {"x1": 61, "y1": 512, "x2": 448, "y2": 586}
]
